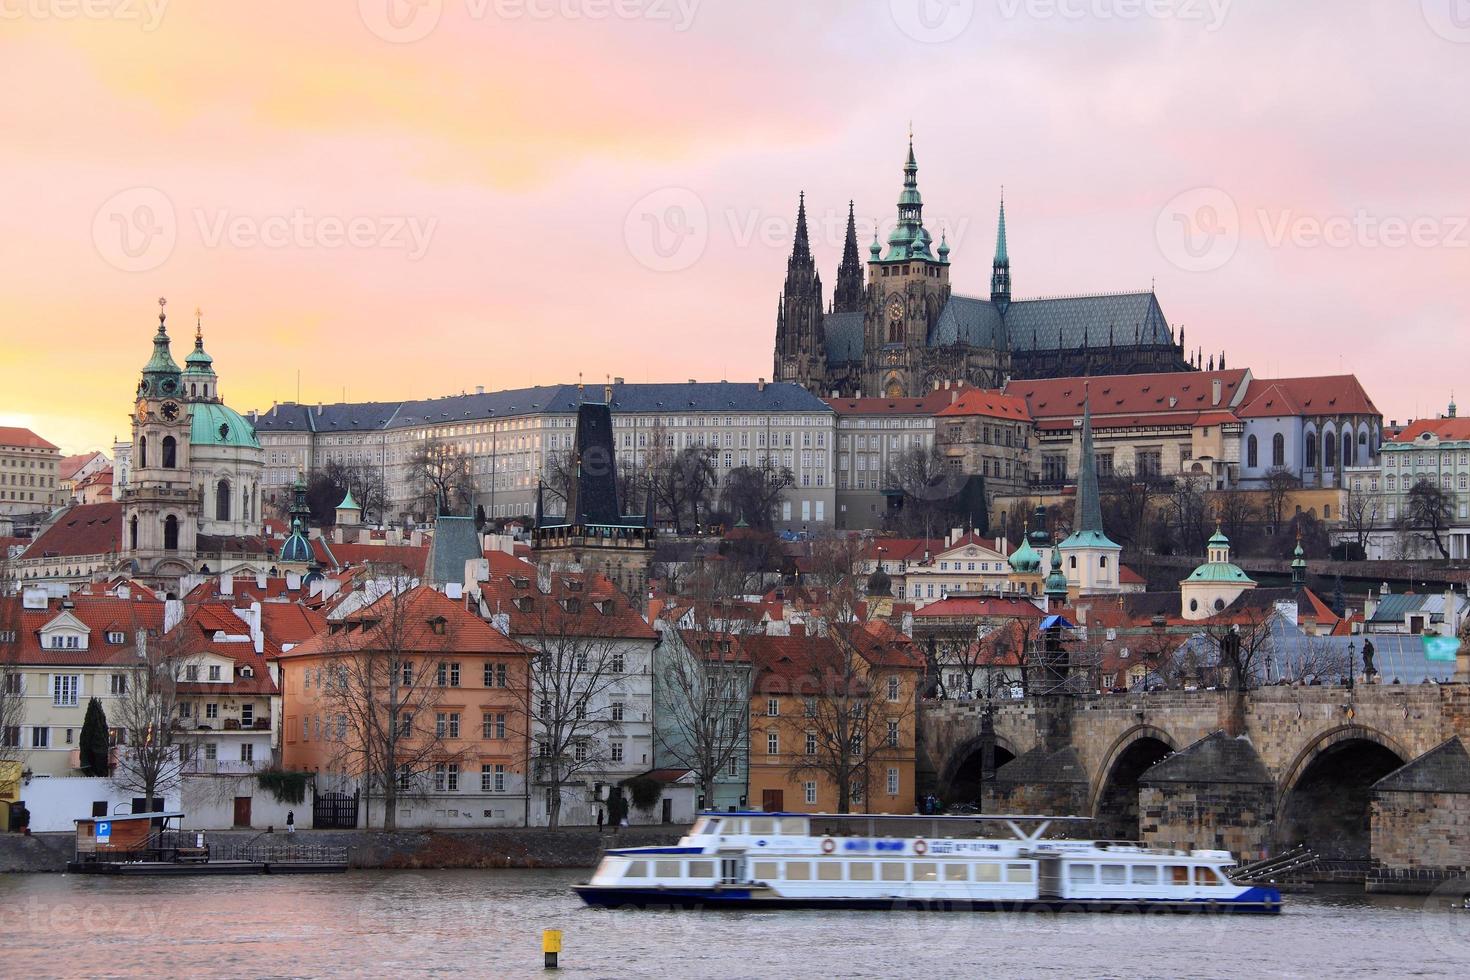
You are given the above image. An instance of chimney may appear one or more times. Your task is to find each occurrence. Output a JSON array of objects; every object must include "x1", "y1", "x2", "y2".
[
  {"x1": 951, "y1": 389, "x2": 959, "y2": 405},
  {"x1": 220, "y1": 572, "x2": 234, "y2": 596},
  {"x1": 316, "y1": 403, "x2": 323, "y2": 416},
  {"x1": 604, "y1": 383, "x2": 613, "y2": 402},
  {"x1": 256, "y1": 572, "x2": 267, "y2": 589},
  {"x1": 286, "y1": 571, "x2": 302, "y2": 590},
  {"x1": 1211, "y1": 378, "x2": 1222, "y2": 407}
]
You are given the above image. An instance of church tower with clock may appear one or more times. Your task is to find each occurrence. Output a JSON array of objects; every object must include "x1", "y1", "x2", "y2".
[{"x1": 123, "y1": 298, "x2": 203, "y2": 583}]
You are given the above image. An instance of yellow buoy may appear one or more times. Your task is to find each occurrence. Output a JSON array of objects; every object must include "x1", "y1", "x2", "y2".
[{"x1": 543, "y1": 929, "x2": 562, "y2": 970}]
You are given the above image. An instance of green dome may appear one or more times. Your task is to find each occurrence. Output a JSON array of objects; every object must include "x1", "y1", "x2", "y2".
[
  {"x1": 1208, "y1": 529, "x2": 1231, "y2": 547},
  {"x1": 1185, "y1": 562, "x2": 1253, "y2": 584},
  {"x1": 1009, "y1": 538, "x2": 1042, "y2": 574},
  {"x1": 279, "y1": 517, "x2": 312, "y2": 563},
  {"x1": 190, "y1": 402, "x2": 260, "y2": 449}
]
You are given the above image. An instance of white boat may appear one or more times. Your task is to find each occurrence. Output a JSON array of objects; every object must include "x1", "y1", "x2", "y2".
[{"x1": 574, "y1": 812, "x2": 1282, "y2": 915}]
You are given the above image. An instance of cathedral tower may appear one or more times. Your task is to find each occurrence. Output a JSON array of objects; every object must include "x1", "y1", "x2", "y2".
[
  {"x1": 832, "y1": 201, "x2": 865, "y2": 314},
  {"x1": 773, "y1": 192, "x2": 826, "y2": 392},
  {"x1": 990, "y1": 192, "x2": 1011, "y2": 315}
]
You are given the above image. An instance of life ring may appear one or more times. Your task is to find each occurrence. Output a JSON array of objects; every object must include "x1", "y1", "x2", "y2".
[
  {"x1": 821, "y1": 838, "x2": 836, "y2": 854},
  {"x1": 913, "y1": 838, "x2": 928, "y2": 855}
]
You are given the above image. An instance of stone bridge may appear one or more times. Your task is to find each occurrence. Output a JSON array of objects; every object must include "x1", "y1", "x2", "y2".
[{"x1": 919, "y1": 686, "x2": 1470, "y2": 885}]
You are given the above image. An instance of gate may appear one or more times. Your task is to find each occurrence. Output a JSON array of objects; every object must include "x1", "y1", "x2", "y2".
[{"x1": 313, "y1": 790, "x2": 359, "y2": 829}]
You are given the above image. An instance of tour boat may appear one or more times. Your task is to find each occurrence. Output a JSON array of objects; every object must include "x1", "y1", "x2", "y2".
[{"x1": 574, "y1": 812, "x2": 1282, "y2": 915}]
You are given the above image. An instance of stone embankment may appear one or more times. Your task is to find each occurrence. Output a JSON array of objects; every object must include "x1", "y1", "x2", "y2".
[{"x1": 0, "y1": 825, "x2": 686, "y2": 873}]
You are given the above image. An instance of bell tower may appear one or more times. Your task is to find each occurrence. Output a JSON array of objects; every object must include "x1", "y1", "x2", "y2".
[
  {"x1": 863, "y1": 134, "x2": 950, "y2": 398},
  {"x1": 122, "y1": 298, "x2": 201, "y2": 582}
]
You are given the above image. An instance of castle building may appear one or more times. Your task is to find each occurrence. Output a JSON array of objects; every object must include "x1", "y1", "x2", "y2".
[{"x1": 772, "y1": 139, "x2": 1194, "y2": 399}]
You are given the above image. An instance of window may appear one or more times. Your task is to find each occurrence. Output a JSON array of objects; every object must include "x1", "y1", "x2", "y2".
[
  {"x1": 611, "y1": 701, "x2": 625, "y2": 722},
  {"x1": 398, "y1": 712, "x2": 414, "y2": 737},
  {"x1": 848, "y1": 862, "x2": 874, "y2": 881},
  {"x1": 1272, "y1": 432, "x2": 1285, "y2": 468},
  {"x1": 1168, "y1": 865, "x2": 1190, "y2": 885},
  {"x1": 31, "y1": 725, "x2": 51, "y2": 748},
  {"x1": 886, "y1": 768, "x2": 899, "y2": 795},
  {"x1": 241, "y1": 704, "x2": 254, "y2": 726},
  {"x1": 163, "y1": 514, "x2": 179, "y2": 551},
  {"x1": 1101, "y1": 865, "x2": 1127, "y2": 885},
  {"x1": 240, "y1": 743, "x2": 254, "y2": 764},
  {"x1": 804, "y1": 781, "x2": 817, "y2": 804},
  {"x1": 1195, "y1": 867, "x2": 1223, "y2": 886},
  {"x1": 185, "y1": 664, "x2": 199, "y2": 681},
  {"x1": 974, "y1": 863, "x2": 1001, "y2": 882},
  {"x1": 215, "y1": 479, "x2": 231, "y2": 521},
  {"x1": 208, "y1": 664, "x2": 222, "y2": 681},
  {"x1": 767, "y1": 731, "x2": 779, "y2": 755},
  {"x1": 803, "y1": 697, "x2": 816, "y2": 717},
  {"x1": 610, "y1": 651, "x2": 626, "y2": 673},
  {"x1": 881, "y1": 863, "x2": 905, "y2": 882},
  {"x1": 436, "y1": 712, "x2": 460, "y2": 738},
  {"x1": 204, "y1": 742, "x2": 217, "y2": 761},
  {"x1": 1246, "y1": 435, "x2": 1258, "y2": 469},
  {"x1": 766, "y1": 697, "x2": 780, "y2": 717},
  {"x1": 611, "y1": 742, "x2": 624, "y2": 763},
  {"x1": 805, "y1": 732, "x2": 817, "y2": 755},
  {"x1": 206, "y1": 703, "x2": 218, "y2": 719},
  {"x1": 1006, "y1": 864, "x2": 1034, "y2": 883},
  {"x1": 727, "y1": 755, "x2": 739, "y2": 777},
  {"x1": 161, "y1": 436, "x2": 176, "y2": 469},
  {"x1": 573, "y1": 741, "x2": 588, "y2": 763},
  {"x1": 818, "y1": 861, "x2": 842, "y2": 882},
  {"x1": 109, "y1": 674, "x2": 127, "y2": 695},
  {"x1": 52, "y1": 674, "x2": 79, "y2": 707},
  {"x1": 1131, "y1": 865, "x2": 1159, "y2": 885},
  {"x1": 887, "y1": 721, "x2": 899, "y2": 747}
]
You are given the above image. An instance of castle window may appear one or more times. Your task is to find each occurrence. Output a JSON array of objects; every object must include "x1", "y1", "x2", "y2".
[
  {"x1": 1246, "y1": 435, "x2": 1258, "y2": 469},
  {"x1": 162, "y1": 436, "x2": 177, "y2": 469},
  {"x1": 163, "y1": 515, "x2": 179, "y2": 551},
  {"x1": 1272, "y1": 433, "x2": 1285, "y2": 468},
  {"x1": 216, "y1": 480, "x2": 231, "y2": 521}
]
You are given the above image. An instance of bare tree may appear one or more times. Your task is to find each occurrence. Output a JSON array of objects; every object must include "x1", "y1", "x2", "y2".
[
  {"x1": 317, "y1": 460, "x2": 389, "y2": 525},
  {"x1": 1202, "y1": 606, "x2": 1277, "y2": 692},
  {"x1": 884, "y1": 446, "x2": 963, "y2": 540},
  {"x1": 652, "y1": 622, "x2": 754, "y2": 810},
  {"x1": 1168, "y1": 473, "x2": 1211, "y2": 556},
  {"x1": 1216, "y1": 491, "x2": 1259, "y2": 549},
  {"x1": 648, "y1": 445, "x2": 718, "y2": 533},
  {"x1": 1262, "y1": 467, "x2": 1300, "y2": 534},
  {"x1": 1274, "y1": 634, "x2": 1351, "y2": 685},
  {"x1": 110, "y1": 613, "x2": 201, "y2": 808},
  {"x1": 515, "y1": 579, "x2": 638, "y2": 829},
  {"x1": 406, "y1": 437, "x2": 477, "y2": 519},
  {"x1": 317, "y1": 579, "x2": 469, "y2": 830},
  {"x1": 1101, "y1": 467, "x2": 1170, "y2": 556},
  {"x1": 719, "y1": 459, "x2": 795, "y2": 530},
  {"x1": 1341, "y1": 484, "x2": 1380, "y2": 559},
  {"x1": 1403, "y1": 477, "x2": 1454, "y2": 562}
]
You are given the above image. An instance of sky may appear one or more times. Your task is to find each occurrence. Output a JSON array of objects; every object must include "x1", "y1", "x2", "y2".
[{"x1": 3, "y1": 0, "x2": 1468, "y2": 456}]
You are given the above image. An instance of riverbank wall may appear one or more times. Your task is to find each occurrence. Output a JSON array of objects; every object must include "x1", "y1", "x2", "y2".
[{"x1": 0, "y1": 825, "x2": 686, "y2": 874}]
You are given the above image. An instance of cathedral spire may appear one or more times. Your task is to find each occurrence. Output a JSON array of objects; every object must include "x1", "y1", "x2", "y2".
[
  {"x1": 792, "y1": 191, "x2": 811, "y2": 262},
  {"x1": 1075, "y1": 388, "x2": 1105, "y2": 536},
  {"x1": 833, "y1": 200, "x2": 865, "y2": 314},
  {"x1": 991, "y1": 191, "x2": 1012, "y2": 315},
  {"x1": 140, "y1": 296, "x2": 182, "y2": 398}
]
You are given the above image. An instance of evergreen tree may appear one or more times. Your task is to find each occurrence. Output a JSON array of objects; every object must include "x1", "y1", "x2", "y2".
[{"x1": 79, "y1": 697, "x2": 111, "y2": 776}]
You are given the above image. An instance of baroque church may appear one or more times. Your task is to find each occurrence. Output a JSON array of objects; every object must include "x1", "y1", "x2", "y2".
[{"x1": 773, "y1": 139, "x2": 1196, "y2": 398}]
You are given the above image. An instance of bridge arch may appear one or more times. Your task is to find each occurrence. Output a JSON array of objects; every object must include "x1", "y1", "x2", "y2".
[
  {"x1": 939, "y1": 733, "x2": 1019, "y2": 807},
  {"x1": 1089, "y1": 725, "x2": 1178, "y2": 841},
  {"x1": 1274, "y1": 724, "x2": 1410, "y2": 860}
]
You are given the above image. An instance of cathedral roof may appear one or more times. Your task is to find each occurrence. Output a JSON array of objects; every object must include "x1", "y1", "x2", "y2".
[
  {"x1": 822, "y1": 312, "x2": 864, "y2": 367},
  {"x1": 929, "y1": 296, "x2": 1006, "y2": 349}
]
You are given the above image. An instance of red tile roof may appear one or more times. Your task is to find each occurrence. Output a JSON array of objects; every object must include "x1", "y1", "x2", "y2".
[
  {"x1": 0, "y1": 426, "x2": 59, "y2": 451},
  {"x1": 1236, "y1": 376, "x2": 1379, "y2": 419},
  {"x1": 313, "y1": 539, "x2": 429, "y2": 576},
  {"x1": 21, "y1": 502, "x2": 123, "y2": 559},
  {"x1": 284, "y1": 586, "x2": 530, "y2": 658},
  {"x1": 1008, "y1": 370, "x2": 1250, "y2": 423},
  {"x1": 1390, "y1": 417, "x2": 1470, "y2": 443},
  {"x1": 3, "y1": 593, "x2": 165, "y2": 666},
  {"x1": 476, "y1": 551, "x2": 656, "y2": 640},
  {"x1": 913, "y1": 595, "x2": 1045, "y2": 619},
  {"x1": 824, "y1": 384, "x2": 975, "y2": 416},
  {"x1": 935, "y1": 388, "x2": 1031, "y2": 421},
  {"x1": 58, "y1": 451, "x2": 105, "y2": 482}
]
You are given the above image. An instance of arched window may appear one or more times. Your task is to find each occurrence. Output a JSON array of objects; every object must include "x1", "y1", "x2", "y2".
[
  {"x1": 162, "y1": 436, "x2": 177, "y2": 469},
  {"x1": 1343, "y1": 433, "x2": 1353, "y2": 468},
  {"x1": 1247, "y1": 435, "x2": 1258, "y2": 469},
  {"x1": 138, "y1": 436, "x2": 147, "y2": 469},
  {"x1": 216, "y1": 480, "x2": 231, "y2": 521},
  {"x1": 163, "y1": 515, "x2": 179, "y2": 551},
  {"x1": 129, "y1": 515, "x2": 138, "y2": 550},
  {"x1": 1272, "y1": 433, "x2": 1285, "y2": 468},
  {"x1": 1305, "y1": 432, "x2": 1317, "y2": 469},
  {"x1": 1324, "y1": 435, "x2": 1336, "y2": 469}
]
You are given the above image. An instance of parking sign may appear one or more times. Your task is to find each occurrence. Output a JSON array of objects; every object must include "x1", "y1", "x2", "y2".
[{"x1": 96, "y1": 820, "x2": 111, "y2": 844}]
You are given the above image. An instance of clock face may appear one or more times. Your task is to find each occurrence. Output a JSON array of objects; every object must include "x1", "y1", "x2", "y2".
[
  {"x1": 161, "y1": 401, "x2": 180, "y2": 421},
  {"x1": 887, "y1": 295, "x2": 905, "y2": 320}
]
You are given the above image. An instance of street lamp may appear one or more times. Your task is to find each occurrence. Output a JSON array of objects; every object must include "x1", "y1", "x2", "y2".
[{"x1": 1346, "y1": 640, "x2": 1357, "y2": 693}]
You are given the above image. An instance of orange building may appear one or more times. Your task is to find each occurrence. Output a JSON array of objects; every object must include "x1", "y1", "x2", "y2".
[
  {"x1": 278, "y1": 586, "x2": 535, "y2": 828},
  {"x1": 746, "y1": 622, "x2": 924, "y2": 815}
]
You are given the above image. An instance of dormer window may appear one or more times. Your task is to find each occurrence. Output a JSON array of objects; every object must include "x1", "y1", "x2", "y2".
[
  {"x1": 428, "y1": 616, "x2": 448, "y2": 636},
  {"x1": 107, "y1": 631, "x2": 125, "y2": 644},
  {"x1": 240, "y1": 666, "x2": 254, "y2": 678},
  {"x1": 514, "y1": 596, "x2": 534, "y2": 613},
  {"x1": 562, "y1": 597, "x2": 581, "y2": 614},
  {"x1": 208, "y1": 664, "x2": 222, "y2": 681}
]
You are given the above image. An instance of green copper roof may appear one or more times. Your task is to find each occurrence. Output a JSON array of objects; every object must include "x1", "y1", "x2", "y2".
[
  {"x1": 279, "y1": 517, "x2": 313, "y2": 563},
  {"x1": 1208, "y1": 529, "x2": 1231, "y2": 547},
  {"x1": 183, "y1": 329, "x2": 216, "y2": 377},
  {"x1": 1008, "y1": 537, "x2": 1042, "y2": 573},
  {"x1": 337, "y1": 488, "x2": 361, "y2": 511},
  {"x1": 190, "y1": 401, "x2": 260, "y2": 449},
  {"x1": 1060, "y1": 391, "x2": 1120, "y2": 552},
  {"x1": 994, "y1": 196, "x2": 1009, "y2": 266},
  {"x1": 1184, "y1": 562, "x2": 1254, "y2": 584},
  {"x1": 140, "y1": 303, "x2": 182, "y2": 395}
]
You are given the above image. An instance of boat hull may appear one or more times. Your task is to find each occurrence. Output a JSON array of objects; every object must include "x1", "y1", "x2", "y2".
[{"x1": 573, "y1": 885, "x2": 1283, "y2": 915}]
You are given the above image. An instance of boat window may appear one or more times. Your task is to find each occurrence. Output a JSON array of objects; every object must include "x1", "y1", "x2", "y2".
[
  {"x1": 944, "y1": 864, "x2": 969, "y2": 882},
  {"x1": 747, "y1": 818, "x2": 775, "y2": 835},
  {"x1": 881, "y1": 863, "x2": 906, "y2": 882},
  {"x1": 655, "y1": 861, "x2": 682, "y2": 878},
  {"x1": 1006, "y1": 864, "x2": 1034, "y2": 883},
  {"x1": 1168, "y1": 866, "x2": 1190, "y2": 885},
  {"x1": 1068, "y1": 864, "x2": 1096, "y2": 885},
  {"x1": 753, "y1": 861, "x2": 779, "y2": 880},
  {"x1": 786, "y1": 862, "x2": 811, "y2": 881},
  {"x1": 688, "y1": 861, "x2": 715, "y2": 879},
  {"x1": 912, "y1": 863, "x2": 938, "y2": 882},
  {"x1": 1100, "y1": 865, "x2": 1127, "y2": 885},
  {"x1": 849, "y1": 862, "x2": 874, "y2": 881},
  {"x1": 1131, "y1": 865, "x2": 1158, "y2": 885},
  {"x1": 723, "y1": 820, "x2": 742, "y2": 835},
  {"x1": 624, "y1": 861, "x2": 648, "y2": 879},
  {"x1": 779, "y1": 817, "x2": 807, "y2": 835},
  {"x1": 975, "y1": 863, "x2": 1000, "y2": 883},
  {"x1": 1195, "y1": 867, "x2": 1224, "y2": 886},
  {"x1": 817, "y1": 861, "x2": 843, "y2": 881}
]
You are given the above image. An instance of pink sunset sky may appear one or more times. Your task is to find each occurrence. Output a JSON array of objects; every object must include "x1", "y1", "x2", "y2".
[{"x1": 3, "y1": 0, "x2": 1468, "y2": 455}]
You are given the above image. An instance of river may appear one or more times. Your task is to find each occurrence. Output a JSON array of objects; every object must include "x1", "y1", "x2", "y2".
[{"x1": 3, "y1": 870, "x2": 1467, "y2": 978}]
